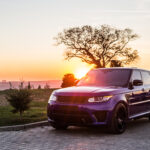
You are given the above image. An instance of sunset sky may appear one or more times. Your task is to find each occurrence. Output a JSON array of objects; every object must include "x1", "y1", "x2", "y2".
[{"x1": 0, "y1": 0, "x2": 150, "y2": 81}]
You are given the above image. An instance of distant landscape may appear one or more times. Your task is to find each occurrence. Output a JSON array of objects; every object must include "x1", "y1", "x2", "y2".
[{"x1": 0, "y1": 80, "x2": 62, "y2": 90}]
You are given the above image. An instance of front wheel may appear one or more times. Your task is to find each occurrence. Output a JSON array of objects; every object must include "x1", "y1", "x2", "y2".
[
  {"x1": 109, "y1": 103, "x2": 127, "y2": 134},
  {"x1": 148, "y1": 115, "x2": 150, "y2": 121}
]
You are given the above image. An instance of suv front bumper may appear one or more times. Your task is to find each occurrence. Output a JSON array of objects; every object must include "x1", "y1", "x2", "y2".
[{"x1": 47, "y1": 103, "x2": 113, "y2": 126}]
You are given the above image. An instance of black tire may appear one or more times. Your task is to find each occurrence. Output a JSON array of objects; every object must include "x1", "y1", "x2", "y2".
[
  {"x1": 109, "y1": 103, "x2": 127, "y2": 134},
  {"x1": 148, "y1": 116, "x2": 150, "y2": 121},
  {"x1": 51, "y1": 123, "x2": 68, "y2": 130}
]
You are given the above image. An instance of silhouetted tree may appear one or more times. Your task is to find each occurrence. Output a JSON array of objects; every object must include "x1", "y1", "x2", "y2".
[
  {"x1": 110, "y1": 60, "x2": 122, "y2": 67},
  {"x1": 27, "y1": 82, "x2": 31, "y2": 90},
  {"x1": 44, "y1": 83, "x2": 50, "y2": 89},
  {"x1": 19, "y1": 81, "x2": 24, "y2": 89},
  {"x1": 55, "y1": 25, "x2": 139, "y2": 68},
  {"x1": 61, "y1": 74, "x2": 77, "y2": 88},
  {"x1": 6, "y1": 89, "x2": 32, "y2": 119},
  {"x1": 38, "y1": 85, "x2": 41, "y2": 90}
]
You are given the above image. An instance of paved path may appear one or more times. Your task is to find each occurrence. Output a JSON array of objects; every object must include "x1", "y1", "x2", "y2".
[{"x1": 1, "y1": 118, "x2": 150, "y2": 150}]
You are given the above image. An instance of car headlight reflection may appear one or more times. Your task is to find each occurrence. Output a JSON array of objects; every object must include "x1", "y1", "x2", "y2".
[
  {"x1": 88, "y1": 96, "x2": 112, "y2": 103},
  {"x1": 48, "y1": 92, "x2": 57, "y2": 103}
]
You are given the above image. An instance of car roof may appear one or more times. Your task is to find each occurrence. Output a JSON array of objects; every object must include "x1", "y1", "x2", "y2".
[{"x1": 92, "y1": 67, "x2": 150, "y2": 72}]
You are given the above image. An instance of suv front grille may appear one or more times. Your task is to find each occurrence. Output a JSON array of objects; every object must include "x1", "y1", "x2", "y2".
[
  {"x1": 52, "y1": 105, "x2": 88, "y2": 116},
  {"x1": 51, "y1": 105, "x2": 92, "y2": 124},
  {"x1": 57, "y1": 96, "x2": 89, "y2": 104}
]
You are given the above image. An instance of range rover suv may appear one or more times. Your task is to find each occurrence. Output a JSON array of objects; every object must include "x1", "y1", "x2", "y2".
[{"x1": 47, "y1": 68, "x2": 150, "y2": 134}]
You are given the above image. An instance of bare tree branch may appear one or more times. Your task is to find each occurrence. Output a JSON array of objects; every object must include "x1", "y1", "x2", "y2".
[{"x1": 55, "y1": 25, "x2": 139, "y2": 68}]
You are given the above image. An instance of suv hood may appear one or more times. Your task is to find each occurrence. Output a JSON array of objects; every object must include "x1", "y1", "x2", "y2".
[{"x1": 55, "y1": 86, "x2": 127, "y2": 97}]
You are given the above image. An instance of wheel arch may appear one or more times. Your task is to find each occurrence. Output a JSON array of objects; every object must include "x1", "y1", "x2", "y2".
[{"x1": 114, "y1": 100, "x2": 129, "y2": 118}]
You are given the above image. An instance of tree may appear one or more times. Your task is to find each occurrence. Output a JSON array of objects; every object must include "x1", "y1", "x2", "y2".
[
  {"x1": 19, "y1": 81, "x2": 24, "y2": 89},
  {"x1": 55, "y1": 25, "x2": 139, "y2": 68},
  {"x1": 61, "y1": 74, "x2": 77, "y2": 88},
  {"x1": 110, "y1": 60, "x2": 122, "y2": 67},
  {"x1": 44, "y1": 83, "x2": 50, "y2": 89},
  {"x1": 6, "y1": 89, "x2": 32, "y2": 119},
  {"x1": 37, "y1": 85, "x2": 41, "y2": 90},
  {"x1": 27, "y1": 82, "x2": 31, "y2": 90}
]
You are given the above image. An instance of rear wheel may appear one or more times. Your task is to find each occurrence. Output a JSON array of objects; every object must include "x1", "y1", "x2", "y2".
[{"x1": 110, "y1": 103, "x2": 127, "y2": 134}]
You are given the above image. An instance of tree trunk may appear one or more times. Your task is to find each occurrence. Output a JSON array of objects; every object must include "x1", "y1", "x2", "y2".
[
  {"x1": 20, "y1": 111, "x2": 23, "y2": 120},
  {"x1": 94, "y1": 60, "x2": 106, "y2": 68},
  {"x1": 95, "y1": 63, "x2": 105, "y2": 68}
]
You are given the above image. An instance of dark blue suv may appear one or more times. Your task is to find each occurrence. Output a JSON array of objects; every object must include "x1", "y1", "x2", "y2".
[{"x1": 47, "y1": 68, "x2": 150, "y2": 134}]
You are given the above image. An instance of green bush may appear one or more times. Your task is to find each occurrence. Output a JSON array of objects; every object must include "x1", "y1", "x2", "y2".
[{"x1": 6, "y1": 89, "x2": 32, "y2": 119}]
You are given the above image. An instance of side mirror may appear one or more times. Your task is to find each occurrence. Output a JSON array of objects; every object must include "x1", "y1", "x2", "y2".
[
  {"x1": 128, "y1": 82, "x2": 133, "y2": 89},
  {"x1": 133, "y1": 80, "x2": 143, "y2": 86}
]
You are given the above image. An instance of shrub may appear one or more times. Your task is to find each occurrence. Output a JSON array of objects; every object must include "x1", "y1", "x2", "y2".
[{"x1": 6, "y1": 89, "x2": 32, "y2": 119}]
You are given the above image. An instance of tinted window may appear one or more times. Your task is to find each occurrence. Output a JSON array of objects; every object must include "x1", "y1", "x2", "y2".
[
  {"x1": 141, "y1": 71, "x2": 150, "y2": 85},
  {"x1": 131, "y1": 70, "x2": 142, "y2": 81},
  {"x1": 77, "y1": 69, "x2": 131, "y2": 87}
]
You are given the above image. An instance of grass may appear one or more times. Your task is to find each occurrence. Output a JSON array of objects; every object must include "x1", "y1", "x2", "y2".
[{"x1": 0, "y1": 89, "x2": 57, "y2": 126}]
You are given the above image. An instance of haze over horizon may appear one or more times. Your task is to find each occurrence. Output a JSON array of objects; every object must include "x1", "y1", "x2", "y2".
[{"x1": 1, "y1": 0, "x2": 150, "y2": 81}]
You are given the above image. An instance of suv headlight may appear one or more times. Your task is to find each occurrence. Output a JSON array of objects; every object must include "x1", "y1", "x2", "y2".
[
  {"x1": 88, "y1": 96, "x2": 112, "y2": 103},
  {"x1": 48, "y1": 92, "x2": 57, "y2": 103}
]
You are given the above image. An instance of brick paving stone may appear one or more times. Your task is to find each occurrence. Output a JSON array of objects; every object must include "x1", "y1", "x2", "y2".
[{"x1": 0, "y1": 118, "x2": 150, "y2": 150}]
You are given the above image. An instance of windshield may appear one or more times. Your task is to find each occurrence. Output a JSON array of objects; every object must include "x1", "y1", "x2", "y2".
[{"x1": 77, "y1": 69, "x2": 131, "y2": 87}]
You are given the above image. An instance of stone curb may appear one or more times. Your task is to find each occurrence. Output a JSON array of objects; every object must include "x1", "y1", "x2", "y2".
[{"x1": 0, "y1": 120, "x2": 49, "y2": 131}]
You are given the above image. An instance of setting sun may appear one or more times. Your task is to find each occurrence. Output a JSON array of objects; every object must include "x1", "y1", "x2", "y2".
[{"x1": 74, "y1": 65, "x2": 94, "y2": 79}]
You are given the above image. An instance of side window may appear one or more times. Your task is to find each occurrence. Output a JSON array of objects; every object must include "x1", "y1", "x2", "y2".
[
  {"x1": 131, "y1": 70, "x2": 142, "y2": 81},
  {"x1": 141, "y1": 71, "x2": 150, "y2": 85}
]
